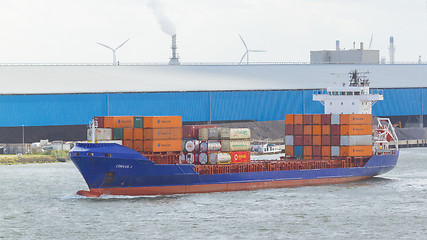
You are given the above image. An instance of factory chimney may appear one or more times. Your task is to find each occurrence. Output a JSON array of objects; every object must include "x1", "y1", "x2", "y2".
[
  {"x1": 336, "y1": 40, "x2": 340, "y2": 51},
  {"x1": 169, "y1": 34, "x2": 180, "y2": 65},
  {"x1": 389, "y1": 36, "x2": 395, "y2": 64}
]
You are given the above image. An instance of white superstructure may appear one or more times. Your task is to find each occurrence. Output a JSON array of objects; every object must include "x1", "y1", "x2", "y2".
[{"x1": 313, "y1": 70, "x2": 383, "y2": 114}]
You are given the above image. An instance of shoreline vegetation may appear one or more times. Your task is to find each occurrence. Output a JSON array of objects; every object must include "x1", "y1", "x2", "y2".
[{"x1": 0, "y1": 150, "x2": 69, "y2": 165}]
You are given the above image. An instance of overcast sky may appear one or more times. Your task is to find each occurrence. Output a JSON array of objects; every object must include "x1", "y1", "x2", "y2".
[{"x1": 0, "y1": 0, "x2": 426, "y2": 63}]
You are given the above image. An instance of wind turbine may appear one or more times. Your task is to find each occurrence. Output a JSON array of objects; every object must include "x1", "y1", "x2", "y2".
[
  {"x1": 97, "y1": 39, "x2": 130, "y2": 65},
  {"x1": 368, "y1": 33, "x2": 373, "y2": 49},
  {"x1": 239, "y1": 34, "x2": 266, "y2": 64}
]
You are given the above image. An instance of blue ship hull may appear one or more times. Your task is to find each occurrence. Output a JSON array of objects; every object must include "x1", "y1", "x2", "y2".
[{"x1": 70, "y1": 143, "x2": 399, "y2": 197}]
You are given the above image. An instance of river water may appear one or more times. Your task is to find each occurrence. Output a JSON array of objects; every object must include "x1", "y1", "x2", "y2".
[{"x1": 0, "y1": 148, "x2": 426, "y2": 239}]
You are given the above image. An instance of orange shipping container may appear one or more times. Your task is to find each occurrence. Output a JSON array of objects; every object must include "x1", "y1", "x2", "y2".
[
  {"x1": 303, "y1": 146, "x2": 312, "y2": 156},
  {"x1": 123, "y1": 140, "x2": 134, "y2": 149},
  {"x1": 312, "y1": 115, "x2": 322, "y2": 125},
  {"x1": 294, "y1": 114, "x2": 303, "y2": 125},
  {"x1": 133, "y1": 128, "x2": 144, "y2": 140},
  {"x1": 322, "y1": 146, "x2": 331, "y2": 156},
  {"x1": 312, "y1": 125, "x2": 321, "y2": 135},
  {"x1": 103, "y1": 116, "x2": 114, "y2": 128},
  {"x1": 340, "y1": 125, "x2": 373, "y2": 135},
  {"x1": 123, "y1": 128, "x2": 134, "y2": 140},
  {"x1": 340, "y1": 145, "x2": 373, "y2": 157},
  {"x1": 340, "y1": 114, "x2": 372, "y2": 125},
  {"x1": 143, "y1": 116, "x2": 182, "y2": 129},
  {"x1": 285, "y1": 114, "x2": 294, "y2": 125},
  {"x1": 110, "y1": 116, "x2": 134, "y2": 128},
  {"x1": 321, "y1": 125, "x2": 331, "y2": 135},
  {"x1": 313, "y1": 135, "x2": 322, "y2": 146},
  {"x1": 303, "y1": 125, "x2": 312, "y2": 135},
  {"x1": 143, "y1": 128, "x2": 182, "y2": 140},
  {"x1": 134, "y1": 140, "x2": 144, "y2": 152},
  {"x1": 144, "y1": 140, "x2": 182, "y2": 152},
  {"x1": 285, "y1": 145, "x2": 294, "y2": 156}
]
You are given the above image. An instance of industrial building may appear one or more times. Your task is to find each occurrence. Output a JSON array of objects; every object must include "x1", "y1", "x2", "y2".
[
  {"x1": 310, "y1": 41, "x2": 380, "y2": 64},
  {"x1": 0, "y1": 64, "x2": 426, "y2": 143}
]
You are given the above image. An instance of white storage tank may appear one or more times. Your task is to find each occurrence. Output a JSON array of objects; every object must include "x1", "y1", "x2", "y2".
[
  {"x1": 207, "y1": 141, "x2": 221, "y2": 151},
  {"x1": 217, "y1": 152, "x2": 231, "y2": 164},
  {"x1": 209, "y1": 153, "x2": 218, "y2": 164},
  {"x1": 186, "y1": 153, "x2": 195, "y2": 164},
  {"x1": 199, "y1": 153, "x2": 208, "y2": 165}
]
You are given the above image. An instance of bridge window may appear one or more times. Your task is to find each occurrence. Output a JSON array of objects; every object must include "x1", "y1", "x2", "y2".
[
  {"x1": 354, "y1": 91, "x2": 360, "y2": 95},
  {"x1": 87, "y1": 153, "x2": 94, "y2": 156}
]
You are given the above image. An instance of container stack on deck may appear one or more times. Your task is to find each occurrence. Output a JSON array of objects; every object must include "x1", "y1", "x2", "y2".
[
  {"x1": 285, "y1": 114, "x2": 373, "y2": 159},
  {"x1": 88, "y1": 116, "x2": 183, "y2": 164},
  {"x1": 182, "y1": 127, "x2": 251, "y2": 165}
]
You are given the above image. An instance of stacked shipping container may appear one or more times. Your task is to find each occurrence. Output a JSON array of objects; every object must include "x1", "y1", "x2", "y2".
[{"x1": 285, "y1": 114, "x2": 373, "y2": 159}]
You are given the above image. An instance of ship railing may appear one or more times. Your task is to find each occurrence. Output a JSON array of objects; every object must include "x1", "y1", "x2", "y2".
[{"x1": 374, "y1": 118, "x2": 399, "y2": 152}]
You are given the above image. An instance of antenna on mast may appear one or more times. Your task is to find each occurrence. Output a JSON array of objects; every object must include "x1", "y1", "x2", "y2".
[{"x1": 97, "y1": 39, "x2": 130, "y2": 65}]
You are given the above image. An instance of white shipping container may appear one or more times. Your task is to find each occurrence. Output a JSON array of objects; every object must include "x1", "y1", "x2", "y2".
[
  {"x1": 208, "y1": 128, "x2": 221, "y2": 140},
  {"x1": 331, "y1": 114, "x2": 340, "y2": 125},
  {"x1": 87, "y1": 128, "x2": 113, "y2": 141},
  {"x1": 331, "y1": 146, "x2": 340, "y2": 156},
  {"x1": 349, "y1": 135, "x2": 373, "y2": 146},
  {"x1": 208, "y1": 141, "x2": 221, "y2": 151},
  {"x1": 340, "y1": 136, "x2": 349, "y2": 146},
  {"x1": 221, "y1": 128, "x2": 251, "y2": 139},
  {"x1": 221, "y1": 140, "x2": 251, "y2": 152},
  {"x1": 199, "y1": 153, "x2": 208, "y2": 165},
  {"x1": 199, "y1": 128, "x2": 208, "y2": 140},
  {"x1": 209, "y1": 153, "x2": 218, "y2": 164},
  {"x1": 217, "y1": 153, "x2": 231, "y2": 164},
  {"x1": 285, "y1": 135, "x2": 294, "y2": 146}
]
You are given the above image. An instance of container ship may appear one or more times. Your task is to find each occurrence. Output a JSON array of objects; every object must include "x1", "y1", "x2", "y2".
[{"x1": 70, "y1": 70, "x2": 399, "y2": 197}]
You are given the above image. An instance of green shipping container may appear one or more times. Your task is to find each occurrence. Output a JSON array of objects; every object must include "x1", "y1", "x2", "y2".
[
  {"x1": 133, "y1": 116, "x2": 143, "y2": 128},
  {"x1": 113, "y1": 128, "x2": 124, "y2": 140}
]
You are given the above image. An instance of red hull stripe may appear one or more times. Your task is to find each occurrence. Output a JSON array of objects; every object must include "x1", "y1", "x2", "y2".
[{"x1": 78, "y1": 176, "x2": 374, "y2": 197}]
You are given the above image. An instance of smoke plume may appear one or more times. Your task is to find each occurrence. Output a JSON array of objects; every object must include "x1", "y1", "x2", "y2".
[{"x1": 147, "y1": 0, "x2": 176, "y2": 36}]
